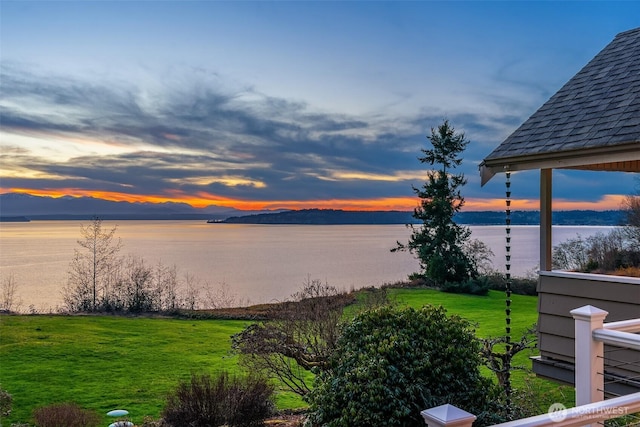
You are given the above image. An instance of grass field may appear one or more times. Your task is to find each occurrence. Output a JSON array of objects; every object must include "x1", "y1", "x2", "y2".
[
  {"x1": 1, "y1": 316, "x2": 251, "y2": 425},
  {"x1": 0, "y1": 289, "x2": 566, "y2": 426}
]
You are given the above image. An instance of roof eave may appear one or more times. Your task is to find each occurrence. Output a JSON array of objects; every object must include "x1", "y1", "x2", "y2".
[{"x1": 479, "y1": 142, "x2": 640, "y2": 186}]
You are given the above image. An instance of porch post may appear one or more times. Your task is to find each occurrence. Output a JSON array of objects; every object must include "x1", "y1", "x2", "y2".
[
  {"x1": 540, "y1": 169, "x2": 552, "y2": 271},
  {"x1": 421, "y1": 404, "x2": 476, "y2": 427},
  {"x1": 571, "y1": 305, "x2": 607, "y2": 407}
]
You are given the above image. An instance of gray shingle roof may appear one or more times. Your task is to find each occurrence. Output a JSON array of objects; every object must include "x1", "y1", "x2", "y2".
[{"x1": 481, "y1": 27, "x2": 640, "y2": 181}]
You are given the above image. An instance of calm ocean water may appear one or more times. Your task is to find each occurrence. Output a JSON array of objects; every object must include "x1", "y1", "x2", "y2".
[{"x1": 0, "y1": 221, "x2": 613, "y2": 311}]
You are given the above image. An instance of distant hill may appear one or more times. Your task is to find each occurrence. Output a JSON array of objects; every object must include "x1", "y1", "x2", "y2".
[
  {"x1": 0, "y1": 193, "x2": 264, "y2": 221},
  {"x1": 224, "y1": 209, "x2": 414, "y2": 225},
  {"x1": 223, "y1": 208, "x2": 625, "y2": 226},
  {"x1": 0, "y1": 193, "x2": 625, "y2": 225}
]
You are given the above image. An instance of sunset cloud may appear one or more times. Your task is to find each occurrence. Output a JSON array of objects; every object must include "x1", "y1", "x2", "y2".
[{"x1": 1, "y1": 2, "x2": 637, "y2": 212}]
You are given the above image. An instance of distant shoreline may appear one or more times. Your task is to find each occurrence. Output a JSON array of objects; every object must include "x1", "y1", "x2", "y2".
[
  {"x1": 2, "y1": 209, "x2": 624, "y2": 226},
  {"x1": 1, "y1": 193, "x2": 626, "y2": 225},
  {"x1": 0, "y1": 216, "x2": 30, "y2": 222},
  {"x1": 220, "y1": 209, "x2": 624, "y2": 226}
]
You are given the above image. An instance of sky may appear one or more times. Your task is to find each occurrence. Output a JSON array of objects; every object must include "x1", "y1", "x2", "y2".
[{"x1": 1, "y1": 1, "x2": 639, "y2": 212}]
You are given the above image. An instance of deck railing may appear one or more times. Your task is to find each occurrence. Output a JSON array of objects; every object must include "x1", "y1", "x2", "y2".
[{"x1": 421, "y1": 305, "x2": 640, "y2": 427}]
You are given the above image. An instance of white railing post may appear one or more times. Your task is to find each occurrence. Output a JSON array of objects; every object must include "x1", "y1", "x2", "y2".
[
  {"x1": 421, "y1": 404, "x2": 476, "y2": 427},
  {"x1": 571, "y1": 305, "x2": 607, "y2": 407}
]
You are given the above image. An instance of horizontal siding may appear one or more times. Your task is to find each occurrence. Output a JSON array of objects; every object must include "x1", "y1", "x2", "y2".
[
  {"x1": 539, "y1": 333, "x2": 575, "y2": 363},
  {"x1": 538, "y1": 293, "x2": 639, "y2": 321},
  {"x1": 537, "y1": 272, "x2": 640, "y2": 381},
  {"x1": 538, "y1": 314, "x2": 574, "y2": 337},
  {"x1": 538, "y1": 274, "x2": 639, "y2": 304}
]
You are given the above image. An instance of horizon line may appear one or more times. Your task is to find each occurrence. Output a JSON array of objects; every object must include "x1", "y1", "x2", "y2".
[{"x1": 1, "y1": 189, "x2": 628, "y2": 213}]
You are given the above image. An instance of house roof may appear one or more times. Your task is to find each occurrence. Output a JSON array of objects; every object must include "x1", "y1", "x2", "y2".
[{"x1": 480, "y1": 27, "x2": 640, "y2": 185}]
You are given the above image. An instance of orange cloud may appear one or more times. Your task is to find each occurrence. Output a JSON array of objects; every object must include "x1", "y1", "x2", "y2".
[
  {"x1": 464, "y1": 198, "x2": 539, "y2": 211},
  {"x1": 224, "y1": 197, "x2": 420, "y2": 212},
  {"x1": 1, "y1": 187, "x2": 627, "y2": 212},
  {"x1": 552, "y1": 194, "x2": 627, "y2": 211},
  {"x1": 464, "y1": 195, "x2": 627, "y2": 211}
]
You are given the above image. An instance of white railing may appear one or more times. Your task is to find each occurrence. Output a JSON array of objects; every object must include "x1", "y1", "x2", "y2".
[{"x1": 421, "y1": 305, "x2": 640, "y2": 427}]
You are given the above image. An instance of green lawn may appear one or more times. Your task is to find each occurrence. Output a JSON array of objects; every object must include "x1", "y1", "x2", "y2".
[
  {"x1": 388, "y1": 288, "x2": 538, "y2": 338},
  {"x1": 387, "y1": 288, "x2": 569, "y2": 408},
  {"x1": 1, "y1": 316, "x2": 250, "y2": 425},
  {"x1": 1, "y1": 289, "x2": 568, "y2": 426}
]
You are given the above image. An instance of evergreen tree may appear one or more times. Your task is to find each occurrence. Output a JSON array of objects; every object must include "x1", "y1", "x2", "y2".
[{"x1": 393, "y1": 120, "x2": 475, "y2": 284}]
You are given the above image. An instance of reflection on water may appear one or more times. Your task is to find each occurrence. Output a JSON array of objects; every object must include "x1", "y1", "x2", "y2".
[{"x1": 0, "y1": 221, "x2": 613, "y2": 311}]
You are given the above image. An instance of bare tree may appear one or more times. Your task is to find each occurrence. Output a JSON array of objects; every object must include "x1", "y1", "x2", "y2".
[
  {"x1": 181, "y1": 272, "x2": 202, "y2": 311},
  {"x1": 205, "y1": 281, "x2": 237, "y2": 309},
  {"x1": 464, "y1": 238, "x2": 495, "y2": 275},
  {"x1": 587, "y1": 229, "x2": 627, "y2": 271},
  {"x1": 0, "y1": 273, "x2": 21, "y2": 313},
  {"x1": 120, "y1": 254, "x2": 154, "y2": 312},
  {"x1": 480, "y1": 325, "x2": 537, "y2": 389},
  {"x1": 152, "y1": 261, "x2": 180, "y2": 311},
  {"x1": 232, "y1": 278, "x2": 353, "y2": 397},
  {"x1": 63, "y1": 217, "x2": 122, "y2": 312},
  {"x1": 552, "y1": 235, "x2": 590, "y2": 271},
  {"x1": 622, "y1": 188, "x2": 640, "y2": 249}
]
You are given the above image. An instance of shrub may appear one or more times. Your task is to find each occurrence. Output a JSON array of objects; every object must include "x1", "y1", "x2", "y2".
[
  {"x1": 305, "y1": 305, "x2": 502, "y2": 427},
  {"x1": 162, "y1": 372, "x2": 274, "y2": 427},
  {"x1": 405, "y1": 273, "x2": 436, "y2": 288},
  {"x1": 356, "y1": 287, "x2": 391, "y2": 310},
  {"x1": 484, "y1": 272, "x2": 537, "y2": 296},
  {"x1": 32, "y1": 403, "x2": 101, "y2": 427},
  {"x1": 232, "y1": 279, "x2": 350, "y2": 397},
  {"x1": 440, "y1": 276, "x2": 490, "y2": 295},
  {"x1": 139, "y1": 416, "x2": 170, "y2": 427},
  {"x1": 611, "y1": 266, "x2": 640, "y2": 277}
]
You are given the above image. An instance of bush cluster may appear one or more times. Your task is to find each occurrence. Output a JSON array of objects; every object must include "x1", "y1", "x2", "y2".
[
  {"x1": 305, "y1": 305, "x2": 502, "y2": 427},
  {"x1": 32, "y1": 403, "x2": 101, "y2": 427},
  {"x1": 64, "y1": 255, "x2": 237, "y2": 314},
  {"x1": 162, "y1": 372, "x2": 274, "y2": 427},
  {"x1": 483, "y1": 273, "x2": 538, "y2": 296},
  {"x1": 62, "y1": 218, "x2": 240, "y2": 314},
  {"x1": 552, "y1": 229, "x2": 640, "y2": 273},
  {"x1": 440, "y1": 276, "x2": 491, "y2": 295},
  {"x1": 412, "y1": 272, "x2": 536, "y2": 296}
]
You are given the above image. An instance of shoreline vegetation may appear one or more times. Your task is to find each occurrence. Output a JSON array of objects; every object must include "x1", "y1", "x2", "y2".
[
  {"x1": 0, "y1": 286, "x2": 548, "y2": 427},
  {"x1": 221, "y1": 208, "x2": 624, "y2": 225}
]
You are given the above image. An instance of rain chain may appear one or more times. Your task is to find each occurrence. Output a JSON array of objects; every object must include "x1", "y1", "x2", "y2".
[{"x1": 505, "y1": 171, "x2": 513, "y2": 417}]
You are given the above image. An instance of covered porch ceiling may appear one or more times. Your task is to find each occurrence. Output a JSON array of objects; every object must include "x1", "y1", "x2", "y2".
[{"x1": 480, "y1": 142, "x2": 639, "y2": 185}]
